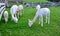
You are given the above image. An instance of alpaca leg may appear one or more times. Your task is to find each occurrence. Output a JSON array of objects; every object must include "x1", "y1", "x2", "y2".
[
  {"x1": 20, "y1": 9, "x2": 24, "y2": 16},
  {"x1": 22, "y1": 10, "x2": 24, "y2": 14},
  {"x1": 18, "y1": 13, "x2": 19, "y2": 18},
  {"x1": 22, "y1": 9, "x2": 24, "y2": 16},
  {"x1": 21, "y1": 10, "x2": 23, "y2": 16},
  {"x1": 5, "y1": 18, "x2": 8, "y2": 23},
  {"x1": 40, "y1": 15, "x2": 43, "y2": 27},
  {"x1": 22, "y1": 10, "x2": 24, "y2": 16},
  {"x1": 46, "y1": 15, "x2": 48, "y2": 23},
  {"x1": 47, "y1": 14, "x2": 50, "y2": 24},
  {"x1": 20, "y1": 10, "x2": 22, "y2": 16},
  {"x1": 14, "y1": 13, "x2": 16, "y2": 18},
  {"x1": 17, "y1": 11, "x2": 19, "y2": 18},
  {"x1": 39, "y1": 17, "x2": 40, "y2": 24}
]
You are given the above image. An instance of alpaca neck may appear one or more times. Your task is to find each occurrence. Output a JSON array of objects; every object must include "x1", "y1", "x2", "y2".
[{"x1": 37, "y1": 8, "x2": 40, "y2": 11}]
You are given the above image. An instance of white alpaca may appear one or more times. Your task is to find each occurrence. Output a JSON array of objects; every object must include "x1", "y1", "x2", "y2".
[
  {"x1": 28, "y1": 8, "x2": 50, "y2": 27},
  {"x1": 4, "y1": 11, "x2": 8, "y2": 23},
  {"x1": 10, "y1": 5, "x2": 18, "y2": 19},
  {"x1": 18, "y1": 5, "x2": 23, "y2": 16},
  {"x1": 12, "y1": 15, "x2": 18, "y2": 23}
]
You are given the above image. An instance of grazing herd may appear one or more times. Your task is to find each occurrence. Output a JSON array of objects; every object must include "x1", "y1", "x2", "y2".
[
  {"x1": 0, "y1": 4, "x2": 50, "y2": 27},
  {"x1": 10, "y1": 5, "x2": 23, "y2": 23}
]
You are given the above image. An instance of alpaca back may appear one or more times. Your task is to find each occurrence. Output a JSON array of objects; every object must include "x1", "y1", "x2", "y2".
[
  {"x1": 37, "y1": 8, "x2": 50, "y2": 16},
  {"x1": 10, "y1": 5, "x2": 18, "y2": 15}
]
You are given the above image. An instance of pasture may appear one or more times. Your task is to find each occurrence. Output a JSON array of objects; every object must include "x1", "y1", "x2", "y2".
[{"x1": 0, "y1": 0, "x2": 60, "y2": 36}]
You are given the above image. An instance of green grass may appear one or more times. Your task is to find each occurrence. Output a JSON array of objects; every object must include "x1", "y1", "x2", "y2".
[
  {"x1": 25, "y1": 0, "x2": 47, "y2": 2},
  {"x1": 0, "y1": 6, "x2": 60, "y2": 36}
]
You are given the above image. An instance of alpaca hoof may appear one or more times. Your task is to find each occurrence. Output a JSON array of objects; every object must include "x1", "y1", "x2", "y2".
[
  {"x1": 39, "y1": 22, "x2": 40, "y2": 24},
  {"x1": 29, "y1": 26, "x2": 31, "y2": 27},
  {"x1": 48, "y1": 22, "x2": 50, "y2": 24},
  {"x1": 29, "y1": 25, "x2": 31, "y2": 27},
  {"x1": 41, "y1": 24, "x2": 43, "y2": 27},
  {"x1": 45, "y1": 21, "x2": 47, "y2": 23}
]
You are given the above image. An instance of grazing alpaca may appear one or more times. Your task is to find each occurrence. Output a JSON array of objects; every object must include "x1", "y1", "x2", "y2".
[
  {"x1": 4, "y1": 11, "x2": 8, "y2": 23},
  {"x1": 10, "y1": 5, "x2": 18, "y2": 19},
  {"x1": 18, "y1": 5, "x2": 23, "y2": 16},
  {"x1": 28, "y1": 8, "x2": 50, "y2": 27}
]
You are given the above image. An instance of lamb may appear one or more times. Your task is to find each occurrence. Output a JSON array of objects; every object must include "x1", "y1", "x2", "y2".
[
  {"x1": 10, "y1": 5, "x2": 18, "y2": 19},
  {"x1": 4, "y1": 11, "x2": 8, "y2": 23},
  {"x1": 18, "y1": 5, "x2": 23, "y2": 16},
  {"x1": 28, "y1": 8, "x2": 50, "y2": 27}
]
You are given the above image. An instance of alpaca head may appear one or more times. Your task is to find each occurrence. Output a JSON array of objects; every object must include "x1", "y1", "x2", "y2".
[
  {"x1": 14, "y1": 17, "x2": 18, "y2": 23},
  {"x1": 28, "y1": 19, "x2": 33, "y2": 27},
  {"x1": 36, "y1": 4, "x2": 40, "y2": 10},
  {"x1": 18, "y1": 5, "x2": 23, "y2": 10},
  {"x1": 12, "y1": 16, "x2": 18, "y2": 23}
]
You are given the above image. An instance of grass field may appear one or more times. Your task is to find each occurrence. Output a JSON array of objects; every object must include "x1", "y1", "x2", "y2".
[
  {"x1": 0, "y1": 0, "x2": 60, "y2": 36},
  {"x1": 25, "y1": 0, "x2": 47, "y2": 2}
]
